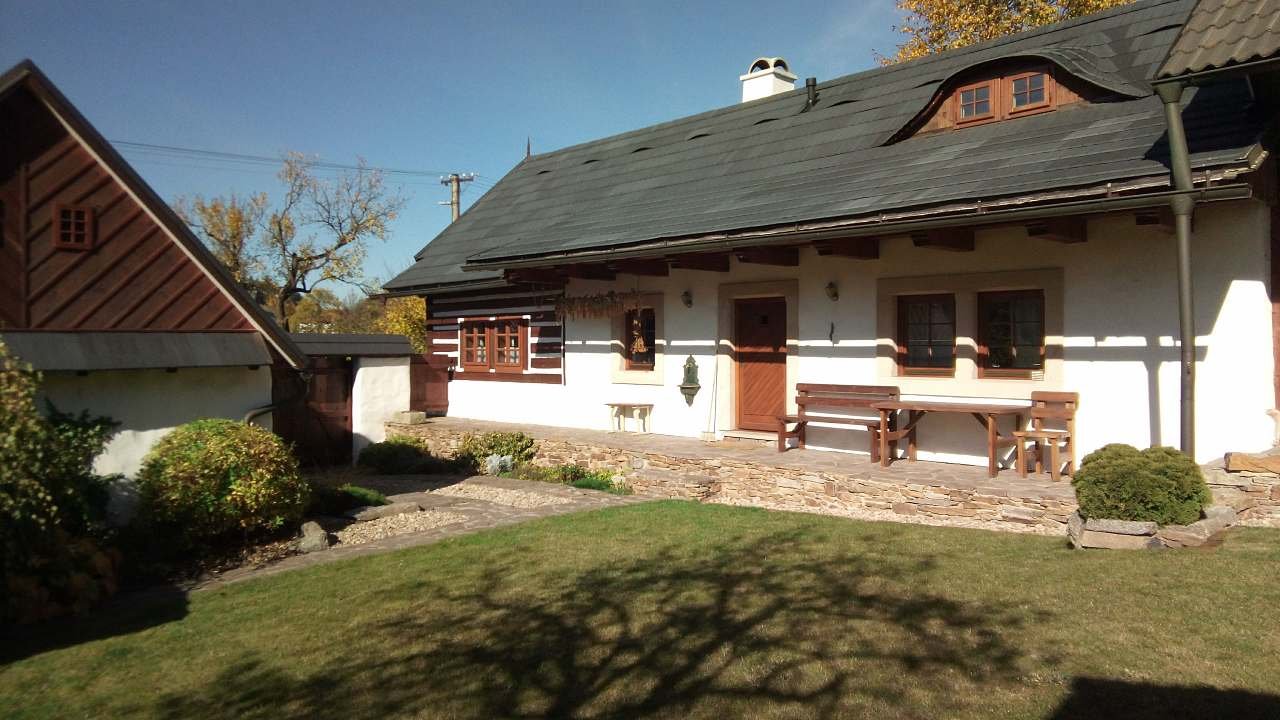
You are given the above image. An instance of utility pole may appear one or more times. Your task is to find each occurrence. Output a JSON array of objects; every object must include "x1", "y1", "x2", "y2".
[{"x1": 439, "y1": 173, "x2": 476, "y2": 222}]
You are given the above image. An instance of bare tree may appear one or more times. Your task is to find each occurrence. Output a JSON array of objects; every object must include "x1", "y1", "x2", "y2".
[
  {"x1": 174, "y1": 193, "x2": 268, "y2": 285},
  {"x1": 261, "y1": 153, "x2": 405, "y2": 329}
]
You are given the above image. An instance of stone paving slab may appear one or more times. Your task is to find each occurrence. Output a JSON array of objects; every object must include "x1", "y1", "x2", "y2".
[{"x1": 194, "y1": 477, "x2": 651, "y2": 591}]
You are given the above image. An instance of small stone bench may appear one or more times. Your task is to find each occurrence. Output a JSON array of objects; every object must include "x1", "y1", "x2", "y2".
[{"x1": 606, "y1": 403, "x2": 653, "y2": 433}]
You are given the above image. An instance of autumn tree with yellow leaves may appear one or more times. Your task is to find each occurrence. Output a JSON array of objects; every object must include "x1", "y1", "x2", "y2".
[{"x1": 885, "y1": 0, "x2": 1134, "y2": 63}]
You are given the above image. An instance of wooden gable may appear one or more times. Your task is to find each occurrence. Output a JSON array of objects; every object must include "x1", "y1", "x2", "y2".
[{"x1": 0, "y1": 85, "x2": 254, "y2": 333}]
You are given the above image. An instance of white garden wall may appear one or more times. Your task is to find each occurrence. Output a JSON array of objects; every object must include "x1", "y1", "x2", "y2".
[
  {"x1": 351, "y1": 356, "x2": 412, "y2": 460},
  {"x1": 39, "y1": 365, "x2": 273, "y2": 478},
  {"x1": 445, "y1": 199, "x2": 1276, "y2": 465}
]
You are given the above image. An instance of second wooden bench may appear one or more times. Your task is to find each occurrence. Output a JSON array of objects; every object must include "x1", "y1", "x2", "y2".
[{"x1": 776, "y1": 384, "x2": 899, "y2": 460}]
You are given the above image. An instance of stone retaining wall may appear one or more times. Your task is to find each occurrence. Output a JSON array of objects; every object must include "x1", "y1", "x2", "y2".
[
  {"x1": 1203, "y1": 467, "x2": 1280, "y2": 525},
  {"x1": 387, "y1": 422, "x2": 1077, "y2": 531}
]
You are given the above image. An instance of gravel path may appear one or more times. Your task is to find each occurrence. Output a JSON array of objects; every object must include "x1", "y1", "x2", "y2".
[
  {"x1": 335, "y1": 510, "x2": 469, "y2": 545},
  {"x1": 432, "y1": 483, "x2": 572, "y2": 508}
]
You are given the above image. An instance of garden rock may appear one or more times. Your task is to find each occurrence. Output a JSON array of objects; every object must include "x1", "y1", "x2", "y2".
[
  {"x1": 394, "y1": 411, "x2": 428, "y2": 425},
  {"x1": 1083, "y1": 518, "x2": 1156, "y2": 536},
  {"x1": 298, "y1": 521, "x2": 331, "y2": 553},
  {"x1": 1156, "y1": 521, "x2": 1216, "y2": 548},
  {"x1": 1078, "y1": 530, "x2": 1164, "y2": 550},
  {"x1": 345, "y1": 501, "x2": 423, "y2": 523}
]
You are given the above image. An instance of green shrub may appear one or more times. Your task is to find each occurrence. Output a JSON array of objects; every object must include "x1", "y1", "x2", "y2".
[
  {"x1": 1, "y1": 339, "x2": 120, "y2": 624},
  {"x1": 456, "y1": 432, "x2": 537, "y2": 472},
  {"x1": 358, "y1": 437, "x2": 468, "y2": 475},
  {"x1": 1072, "y1": 443, "x2": 1210, "y2": 525},
  {"x1": 307, "y1": 483, "x2": 389, "y2": 516},
  {"x1": 507, "y1": 462, "x2": 631, "y2": 495},
  {"x1": 136, "y1": 419, "x2": 309, "y2": 543}
]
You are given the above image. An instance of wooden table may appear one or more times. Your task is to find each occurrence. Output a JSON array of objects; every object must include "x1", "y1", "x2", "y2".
[{"x1": 871, "y1": 400, "x2": 1026, "y2": 478}]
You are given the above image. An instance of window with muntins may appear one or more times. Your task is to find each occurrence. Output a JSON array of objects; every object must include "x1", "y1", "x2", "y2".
[
  {"x1": 55, "y1": 205, "x2": 95, "y2": 250},
  {"x1": 957, "y1": 82, "x2": 993, "y2": 122},
  {"x1": 623, "y1": 307, "x2": 656, "y2": 370},
  {"x1": 1009, "y1": 71, "x2": 1049, "y2": 113},
  {"x1": 461, "y1": 319, "x2": 526, "y2": 372},
  {"x1": 897, "y1": 294, "x2": 956, "y2": 375},
  {"x1": 978, "y1": 290, "x2": 1044, "y2": 376}
]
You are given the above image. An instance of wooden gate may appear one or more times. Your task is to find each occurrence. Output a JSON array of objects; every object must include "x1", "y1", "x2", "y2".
[
  {"x1": 410, "y1": 354, "x2": 449, "y2": 416},
  {"x1": 273, "y1": 357, "x2": 353, "y2": 467}
]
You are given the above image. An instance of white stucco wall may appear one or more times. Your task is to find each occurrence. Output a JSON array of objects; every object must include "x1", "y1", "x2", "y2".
[
  {"x1": 38, "y1": 366, "x2": 273, "y2": 478},
  {"x1": 352, "y1": 356, "x2": 412, "y2": 461},
  {"x1": 445, "y1": 199, "x2": 1276, "y2": 465}
]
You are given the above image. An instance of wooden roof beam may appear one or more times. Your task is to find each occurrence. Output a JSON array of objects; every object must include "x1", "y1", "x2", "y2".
[
  {"x1": 1135, "y1": 207, "x2": 1175, "y2": 234},
  {"x1": 561, "y1": 263, "x2": 616, "y2": 280},
  {"x1": 815, "y1": 237, "x2": 879, "y2": 259},
  {"x1": 911, "y1": 228, "x2": 974, "y2": 252},
  {"x1": 610, "y1": 258, "x2": 670, "y2": 276},
  {"x1": 734, "y1": 246, "x2": 799, "y2": 266},
  {"x1": 503, "y1": 268, "x2": 566, "y2": 285},
  {"x1": 1026, "y1": 216, "x2": 1087, "y2": 243},
  {"x1": 669, "y1": 252, "x2": 731, "y2": 272}
]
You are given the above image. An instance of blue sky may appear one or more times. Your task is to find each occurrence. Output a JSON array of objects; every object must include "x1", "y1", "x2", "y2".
[{"x1": 1, "y1": 0, "x2": 901, "y2": 290}]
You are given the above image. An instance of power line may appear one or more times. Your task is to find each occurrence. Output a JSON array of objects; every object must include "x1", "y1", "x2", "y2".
[{"x1": 110, "y1": 139, "x2": 452, "y2": 178}]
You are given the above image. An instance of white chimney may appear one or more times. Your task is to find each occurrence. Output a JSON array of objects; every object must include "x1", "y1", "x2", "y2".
[{"x1": 740, "y1": 57, "x2": 797, "y2": 103}]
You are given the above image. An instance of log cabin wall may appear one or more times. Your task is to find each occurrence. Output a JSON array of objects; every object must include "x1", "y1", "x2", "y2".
[
  {"x1": 0, "y1": 86, "x2": 253, "y2": 333},
  {"x1": 424, "y1": 283, "x2": 564, "y2": 381}
]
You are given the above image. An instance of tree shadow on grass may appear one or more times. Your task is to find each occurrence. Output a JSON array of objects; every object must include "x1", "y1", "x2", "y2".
[
  {"x1": 1, "y1": 584, "x2": 188, "y2": 665},
  {"x1": 151, "y1": 529, "x2": 1042, "y2": 719},
  {"x1": 1048, "y1": 677, "x2": 1280, "y2": 720}
]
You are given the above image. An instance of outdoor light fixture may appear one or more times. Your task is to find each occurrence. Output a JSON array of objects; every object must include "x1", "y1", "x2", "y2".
[
  {"x1": 824, "y1": 282, "x2": 839, "y2": 301},
  {"x1": 681, "y1": 290, "x2": 693, "y2": 308}
]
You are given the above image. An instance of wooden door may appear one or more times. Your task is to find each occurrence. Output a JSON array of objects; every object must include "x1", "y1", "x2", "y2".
[
  {"x1": 734, "y1": 297, "x2": 787, "y2": 431},
  {"x1": 273, "y1": 357, "x2": 353, "y2": 466},
  {"x1": 410, "y1": 353, "x2": 450, "y2": 416}
]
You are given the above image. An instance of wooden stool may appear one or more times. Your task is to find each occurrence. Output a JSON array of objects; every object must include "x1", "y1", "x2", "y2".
[{"x1": 1012, "y1": 391, "x2": 1078, "y2": 481}]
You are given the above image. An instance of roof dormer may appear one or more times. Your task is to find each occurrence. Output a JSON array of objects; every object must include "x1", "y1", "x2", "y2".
[{"x1": 885, "y1": 49, "x2": 1149, "y2": 144}]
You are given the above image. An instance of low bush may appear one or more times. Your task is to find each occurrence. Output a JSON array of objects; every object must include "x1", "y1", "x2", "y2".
[
  {"x1": 507, "y1": 462, "x2": 631, "y2": 495},
  {"x1": 307, "y1": 483, "x2": 389, "y2": 516},
  {"x1": 357, "y1": 437, "x2": 468, "y2": 475},
  {"x1": 135, "y1": 419, "x2": 309, "y2": 545},
  {"x1": 456, "y1": 432, "x2": 536, "y2": 472},
  {"x1": 1072, "y1": 443, "x2": 1210, "y2": 525},
  {"x1": 1, "y1": 339, "x2": 120, "y2": 624}
]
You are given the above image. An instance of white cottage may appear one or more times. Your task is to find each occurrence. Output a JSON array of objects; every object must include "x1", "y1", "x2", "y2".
[{"x1": 386, "y1": 0, "x2": 1280, "y2": 471}]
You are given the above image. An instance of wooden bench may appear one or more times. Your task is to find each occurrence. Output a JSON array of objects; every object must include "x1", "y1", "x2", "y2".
[{"x1": 776, "y1": 384, "x2": 899, "y2": 459}]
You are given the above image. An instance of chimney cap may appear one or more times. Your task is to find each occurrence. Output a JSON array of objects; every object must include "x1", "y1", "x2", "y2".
[{"x1": 744, "y1": 57, "x2": 794, "y2": 77}]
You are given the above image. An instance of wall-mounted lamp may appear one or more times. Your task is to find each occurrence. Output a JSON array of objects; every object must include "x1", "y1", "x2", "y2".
[
  {"x1": 680, "y1": 290, "x2": 693, "y2": 308},
  {"x1": 824, "y1": 282, "x2": 839, "y2": 302}
]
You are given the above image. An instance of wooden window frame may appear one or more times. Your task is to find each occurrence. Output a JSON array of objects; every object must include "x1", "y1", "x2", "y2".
[
  {"x1": 976, "y1": 289, "x2": 1045, "y2": 379},
  {"x1": 622, "y1": 306, "x2": 656, "y2": 371},
  {"x1": 459, "y1": 317, "x2": 528, "y2": 373},
  {"x1": 953, "y1": 80, "x2": 997, "y2": 126},
  {"x1": 1007, "y1": 68, "x2": 1053, "y2": 116},
  {"x1": 53, "y1": 204, "x2": 96, "y2": 251},
  {"x1": 896, "y1": 293, "x2": 957, "y2": 377}
]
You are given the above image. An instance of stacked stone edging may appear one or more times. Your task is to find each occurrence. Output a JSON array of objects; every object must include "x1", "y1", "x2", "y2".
[
  {"x1": 387, "y1": 422, "x2": 1076, "y2": 532},
  {"x1": 1203, "y1": 466, "x2": 1280, "y2": 525}
]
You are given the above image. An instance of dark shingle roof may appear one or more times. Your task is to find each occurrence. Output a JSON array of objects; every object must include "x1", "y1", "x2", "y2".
[
  {"x1": 387, "y1": 0, "x2": 1266, "y2": 291},
  {"x1": 0, "y1": 332, "x2": 272, "y2": 371},
  {"x1": 1157, "y1": 0, "x2": 1280, "y2": 79},
  {"x1": 291, "y1": 333, "x2": 414, "y2": 357}
]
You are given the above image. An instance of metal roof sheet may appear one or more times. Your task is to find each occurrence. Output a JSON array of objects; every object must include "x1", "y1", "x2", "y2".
[
  {"x1": 1, "y1": 332, "x2": 272, "y2": 371},
  {"x1": 387, "y1": 0, "x2": 1266, "y2": 292},
  {"x1": 1156, "y1": 0, "x2": 1280, "y2": 78}
]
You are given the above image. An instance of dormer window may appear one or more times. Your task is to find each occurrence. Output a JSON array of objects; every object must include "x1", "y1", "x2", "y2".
[
  {"x1": 949, "y1": 67, "x2": 1056, "y2": 127},
  {"x1": 1010, "y1": 70, "x2": 1050, "y2": 113},
  {"x1": 956, "y1": 81, "x2": 994, "y2": 123}
]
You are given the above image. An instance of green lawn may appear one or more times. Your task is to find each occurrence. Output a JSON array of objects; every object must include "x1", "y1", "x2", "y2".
[{"x1": 3, "y1": 502, "x2": 1278, "y2": 719}]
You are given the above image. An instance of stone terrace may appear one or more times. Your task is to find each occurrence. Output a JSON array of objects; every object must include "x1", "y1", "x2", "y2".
[{"x1": 388, "y1": 417, "x2": 1080, "y2": 534}]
